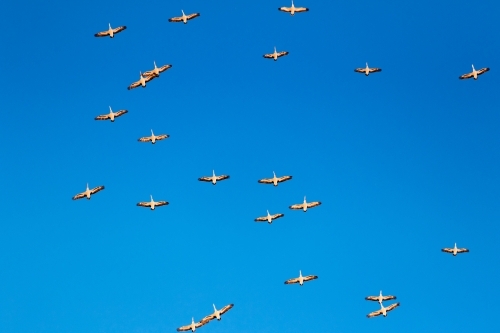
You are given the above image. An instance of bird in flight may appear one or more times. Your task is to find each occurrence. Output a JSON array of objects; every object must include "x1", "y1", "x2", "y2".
[
  {"x1": 198, "y1": 170, "x2": 230, "y2": 185},
  {"x1": 442, "y1": 243, "x2": 469, "y2": 256},
  {"x1": 254, "y1": 210, "x2": 285, "y2": 224},
  {"x1": 284, "y1": 270, "x2": 318, "y2": 286},
  {"x1": 258, "y1": 172, "x2": 292, "y2": 186},
  {"x1": 138, "y1": 129, "x2": 169, "y2": 144},
  {"x1": 142, "y1": 61, "x2": 172, "y2": 79},
  {"x1": 177, "y1": 318, "x2": 206, "y2": 332},
  {"x1": 365, "y1": 291, "x2": 397, "y2": 304},
  {"x1": 72, "y1": 184, "x2": 104, "y2": 200},
  {"x1": 136, "y1": 195, "x2": 169, "y2": 210},
  {"x1": 128, "y1": 72, "x2": 155, "y2": 90},
  {"x1": 278, "y1": 1, "x2": 309, "y2": 15},
  {"x1": 94, "y1": 23, "x2": 126, "y2": 38},
  {"x1": 201, "y1": 304, "x2": 234, "y2": 324},
  {"x1": 459, "y1": 64, "x2": 489, "y2": 80},
  {"x1": 263, "y1": 47, "x2": 289, "y2": 61},
  {"x1": 366, "y1": 302, "x2": 400, "y2": 318},
  {"x1": 354, "y1": 63, "x2": 382, "y2": 76},
  {"x1": 289, "y1": 196, "x2": 321, "y2": 212},
  {"x1": 169, "y1": 10, "x2": 200, "y2": 24},
  {"x1": 94, "y1": 106, "x2": 128, "y2": 122}
]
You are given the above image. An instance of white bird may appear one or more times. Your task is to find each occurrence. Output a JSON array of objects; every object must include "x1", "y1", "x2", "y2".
[
  {"x1": 367, "y1": 302, "x2": 400, "y2": 318},
  {"x1": 72, "y1": 183, "x2": 104, "y2": 200},
  {"x1": 278, "y1": 0, "x2": 309, "y2": 15},
  {"x1": 198, "y1": 170, "x2": 230, "y2": 185},
  {"x1": 94, "y1": 106, "x2": 128, "y2": 122},
  {"x1": 138, "y1": 129, "x2": 169, "y2": 144},
  {"x1": 289, "y1": 196, "x2": 321, "y2": 212},
  {"x1": 94, "y1": 23, "x2": 126, "y2": 38},
  {"x1": 254, "y1": 210, "x2": 284, "y2": 224},
  {"x1": 142, "y1": 61, "x2": 172, "y2": 78},
  {"x1": 177, "y1": 318, "x2": 206, "y2": 332},
  {"x1": 284, "y1": 270, "x2": 318, "y2": 286},
  {"x1": 169, "y1": 10, "x2": 200, "y2": 24},
  {"x1": 442, "y1": 243, "x2": 469, "y2": 256},
  {"x1": 263, "y1": 47, "x2": 289, "y2": 61},
  {"x1": 127, "y1": 71, "x2": 155, "y2": 90},
  {"x1": 365, "y1": 291, "x2": 397, "y2": 304},
  {"x1": 201, "y1": 304, "x2": 234, "y2": 324},
  {"x1": 136, "y1": 195, "x2": 169, "y2": 210},
  {"x1": 258, "y1": 172, "x2": 292, "y2": 186},
  {"x1": 459, "y1": 64, "x2": 489, "y2": 80},
  {"x1": 354, "y1": 63, "x2": 382, "y2": 76}
]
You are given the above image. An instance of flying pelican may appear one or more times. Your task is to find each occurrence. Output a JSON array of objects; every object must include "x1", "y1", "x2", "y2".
[
  {"x1": 94, "y1": 23, "x2": 126, "y2": 38},
  {"x1": 136, "y1": 195, "x2": 169, "y2": 210},
  {"x1": 441, "y1": 243, "x2": 469, "y2": 256},
  {"x1": 354, "y1": 63, "x2": 382, "y2": 76},
  {"x1": 177, "y1": 318, "x2": 206, "y2": 332},
  {"x1": 365, "y1": 291, "x2": 397, "y2": 304},
  {"x1": 284, "y1": 270, "x2": 318, "y2": 286},
  {"x1": 138, "y1": 129, "x2": 169, "y2": 144},
  {"x1": 142, "y1": 61, "x2": 172, "y2": 78},
  {"x1": 201, "y1": 304, "x2": 234, "y2": 324},
  {"x1": 367, "y1": 302, "x2": 400, "y2": 318},
  {"x1": 263, "y1": 47, "x2": 289, "y2": 61},
  {"x1": 198, "y1": 170, "x2": 230, "y2": 185},
  {"x1": 128, "y1": 71, "x2": 154, "y2": 90},
  {"x1": 94, "y1": 106, "x2": 128, "y2": 122},
  {"x1": 459, "y1": 64, "x2": 490, "y2": 80},
  {"x1": 254, "y1": 210, "x2": 284, "y2": 224},
  {"x1": 169, "y1": 10, "x2": 200, "y2": 24},
  {"x1": 72, "y1": 183, "x2": 104, "y2": 200},
  {"x1": 289, "y1": 196, "x2": 321, "y2": 212},
  {"x1": 258, "y1": 172, "x2": 292, "y2": 186},
  {"x1": 278, "y1": 1, "x2": 309, "y2": 15}
]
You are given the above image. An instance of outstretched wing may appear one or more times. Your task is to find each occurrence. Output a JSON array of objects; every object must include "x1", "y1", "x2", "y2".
[
  {"x1": 254, "y1": 216, "x2": 269, "y2": 222},
  {"x1": 441, "y1": 248, "x2": 454, "y2": 253},
  {"x1": 155, "y1": 201, "x2": 169, "y2": 207},
  {"x1": 294, "y1": 7, "x2": 309, "y2": 12},
  {"x1": 176, "y1": 325, "x2": 192, "y2": 332},
  {"x1": 306, "y1": 201, "x2": 321, "y2": 208},
  {"x1": 158, "y1": 64, "x2": 172, "y2": 73},
  {"x1": 198, "y1": 177, "x2": 213, "y2": 182},
  {"x1": 201, "y1": 313, "x2": 216, "y2": 324},
  {"x1": 72, "y1": 192, "x2": 86, "y2": 200},
  {"x1": 457, "y1": 248, "x2": 469, "y2": 253},
  {"x1": 95, "y1": 114, "x2": 111, "y2": 120},
  {"x1": 365, "y1": 296, "x2": 380, "y2": 301},
  {"x1": 277, "y1": 175, "x2": 292, "y2": 183},
  {"x1": 142, "y1": 70, "x2": 158, "y2": 78},
  {"x1": 271, "y1": 213, "x2": 284, "y2": 220},
  {"x1": 128, "y1": 80, "x2": 142, "y2": 90},
  {"x1": 137, "y1": 202, "x2": 151, "y2": 207},
  {"x1": 277, "y1": 51, "x2": 289, "y2": 57},
  {"x1": 477, "y1": 67, "x2": 490, "y2": 75},
  {"x1": 303, "y1": 275, "x2": 318, "y2": 282},
  {"x1": 258, "y1": 178, "x2": 274, "y2": 184},
  {"x1": 169, "y1": 16, "x2": 184, "y2": 22},
  {"x1": 90, "y1": 186, "x2": 104, "y2": 194},
  {"x1": 354, "y1": 68, "x2": 366, "y2": 73},
  {"x1": 94, "y1": 30, "x2": 110, "y2": 37},
  {"x1": 369, "y1": 68, "x2": 382, "y2": 73},
  {"x1": 382, "y1": 295, "x2": 397, "y2": 301},
  {"x1": 138, "y1": 136, "x2": 152, "y2": 142},
  {"x1": 216, "y1": 175, "x2": 230, "y2": 181},
  {"x1": 186, "y1": 13, "x2": 200, "y2": 20},
  {"x1": 220, "y1": 303, "x2": 234, "y2": 314},
  {"x1": 155, "y1": 134, "x2": 169, "y2": 141},
  {"x1": 278, "y1": 6, "x2": 292, "y2": 12},
  {"x1": 459, "y1": 72, "x2": 473, "y2": 80},
  {"x1": 289, "y1": 203, "x2": 304, "y2": 210},
  {"x1": 367, "y1": 309, "x2": 383, "y2": 318},
  {"x1": 112, "y1": 26, "x2": 127, "y2": 34},
  {"x1": 114, "y1": 110, "x2": 128, "y2": 118},
  {"x1": 385, "y1": 302, "x2": 400, "y2": 312},
  {"x1": 284, "y1": 277, "x2": 300, "y2": 284}
]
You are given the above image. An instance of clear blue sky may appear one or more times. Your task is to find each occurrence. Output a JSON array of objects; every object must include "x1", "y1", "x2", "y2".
[{"x1": 0, "y1": 0, "x2": 499, "y2": 332}]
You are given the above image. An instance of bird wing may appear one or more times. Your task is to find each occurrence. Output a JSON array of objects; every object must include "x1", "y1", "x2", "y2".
[
  {"x1": 176, "y1": 325, "x2": 192, "y2": 332},
  {"x1": 128, "y1": 80, "x2": 142, "y2": 90},
  {"x1": 369, "y1": 68, "x2": 382, "y2": 73},
  {"x1": 459, "y1": 72, "x2": 473, "y2": 80},
  {"x1": 306, "y1": 201, "x2": 321, "y2": 208},
  {"x1": 155, "y1": 201, "x2": 169, "y2": 207},
  {"x1": 198, "y1": 177, "x2": 212, "y2": 182},
  {"x1": 477, "y1": 67, "x2": 490, "y2": 75},
  {"x1": 277, "y1": 51, "x2": 289, "y2": 57},
  {"x1": 294, "y1": 7, "x2": 309, "y2": 12},
  {"x1": 354, "y1": 68, "x2": 366, "y2": 73},
  {"x1": 194, "y1": 320, "x2": 206, "y2": 328},
  {"x1": 289, "y1": 203, "x2": 304, "y2": 210},
  {"x1": 95, "y1": 114, "x2": 110, "y2": 120},
  {"x1": 142, "y1": 70, "x2": 157, "y2": 77},
  {"x1": 219, "y1": 303, "x2": 234, "y2": 314},
  {"x1": 158, "y1": 64, "x2": 172, "y2": 72},
  {"x1": 186, "y1": 13, "x2": 200, "y2": 20},
  {"x1": 201, "y1": 313, "x2": 216, "y2": 324},
  {"x1": 277, "y1": 175, "x2": 292, "y2": 182},
  {"x1": 94, "y1": 30, "x2": 110, "y2": 37},
  {"x1": 138, "y1": 136, "x2": 152, "y2": 142},
  {"x1": 143, "y1": 75, "x2": 155, "y2": 83},
  {"x1": 303, "y1": 275, "x2": 318, "y2": 281},
  {"x1": 441, "y1": 248, "x2": 454, "y2": 253},
  {"x1": 365, "y1": 296, "x2": 380, "y2": 301},
  {"x1": 258, "y1": 178, "x2": 274, "y2": 184},
  {"x1": 72, "y1": 192, "x2": 86, "y2": 200},
  {"x1": 457, "y1": 248, "x2": 469, "y2": 253},
  {"x1": 382, "y1": 295, "x2": 397, "y2": 301},
  {"x1": 112, "y1": 26, "x2": 126, "y2": 33},
  {"x1": 90, "y1": 186, "x2": 104, "y2": 194},
  {"x1": 254, "y1": 216, "x2": 269, "y2": 222},
  {"x1": 386, "y1": 302, "x2": 400, "y2": 312},
  {"x1": 284, "y1": 277, "x2": 300, "y2": 284},
  {"x1": 367, "y1": 309, "x2": 383, "y2": 318},
  {"x1": 216, "y1": 175, "x2": 230, "y2": 181},
  {"x1": 155, "y1": 134, "x2": 169, "y2": 141},
  {"x1": 114, "y1": 110, "x2": 128, "y2": 117},
  {"x1": 263, "y1": 53, "x2": 275, "y2": 59},
  {"x1": 137, "y1": 202, "x2": 151, "y2": 207},
  {"x1": 169, "y1": 16, "x2": 184, "y2": 22},
  {"x1": 278, "y1": 6, "x2": 292, "y2": 12},
  {"x1": 271, "y1": 213, "x2": 284, "y2": 220}
]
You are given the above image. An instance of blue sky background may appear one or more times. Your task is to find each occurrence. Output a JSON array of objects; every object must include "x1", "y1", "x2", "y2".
[{"x1": 0, "y1": 0, "x2": 499, "y2": 332}]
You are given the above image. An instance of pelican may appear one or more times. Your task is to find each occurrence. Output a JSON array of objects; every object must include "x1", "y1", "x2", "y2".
[
  {"x1": 198, "y1": 170, "x2": 230, "y2": 185},
  {"x1": 177, "y1": 318, "x2": 206, "y2": 332},
  {"x1": 136, "y1": 195, "x2": 169, "y2": 210},
  {"x1": 258, "y1": 172, "x2": 292, "y2": 186},
  {"x1": 94, "y1": 23, "x2": 126, "y2": 38},
  {"x1": 278, "y1": 1, "x2": 309, "y2": 15},
  {"x1": 254, "y1": 210, "x2": 284, "y2": 224},
  {"x1": 201, "y1": 304, "x2": 234, "y2": 324},
  {"x1": 263, "y1": 47, "x2": 289, "y2": 61},
  {"x1": 365, "y1": 291, "x2": 397, "y2": 304},
  {"x1": 284, "y1": 270, "x2": 318, "y2": 286},
  {"x1": 94, "y1": 106, "x2": 128, "y2": 122},
  {"x1": 142, "y1": 61, "x2": 172, "y2": 78},
  {"x1": 289, "y1": 196, "x2": 321, "y2": 212},
  {"x1": 72, "y1": 183, "x2": 104, "y2": 200},
  {"x1": 367, "y1": 302, "x2": 400, "y2": 318},
  {"x1": 128, "y1": 71, "x2": 154, "y2": 90},
  {"x1": 354, "y1": 63, "x2": 382, "y2": 76},
  {"x1": 441, "y1": 243, "x2": 469, "y2": 256},
  {"x1": 138, "y1": 129, "x2": 169, "y2": 144},
  {"x1": 459, "y1": 64, "x2": 490, "y2": 80},
  {"x1": 169, "y1": 10, "x2": 200, "y2": 24}
]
